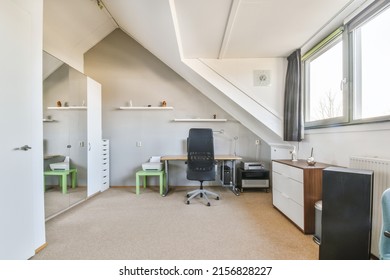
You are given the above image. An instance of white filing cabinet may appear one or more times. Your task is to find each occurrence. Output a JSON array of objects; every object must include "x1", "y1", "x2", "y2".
[
  {"x1": 272, "y1": 160, "x2": 330, "y2": 234},
  {"x1": 102, "y1": 139, "x2": 110, "y2": 191}
]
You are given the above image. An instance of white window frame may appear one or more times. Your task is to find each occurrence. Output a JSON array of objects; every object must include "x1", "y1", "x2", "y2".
[
  {"x1": 348, "y1": 0, "x2": 390, "y2": 124},
  {"x1": 303, "y1": 0, "x2": 390, "y2": 129},
  {"x1": 303, "y1": 30, "x2": 348, "y2": 128}
]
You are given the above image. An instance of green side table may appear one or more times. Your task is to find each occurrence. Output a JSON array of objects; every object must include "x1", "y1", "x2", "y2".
[
  {"x1": 44, "y1": 168, "x2": 77, "y2": 194},
  {"x1": 136, "y1": 170, "x2": 165, "y2": 195}
]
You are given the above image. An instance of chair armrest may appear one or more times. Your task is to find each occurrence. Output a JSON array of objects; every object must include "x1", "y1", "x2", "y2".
[{"x1": 385, "y1": 231, "x2": 390, "y2": 238}]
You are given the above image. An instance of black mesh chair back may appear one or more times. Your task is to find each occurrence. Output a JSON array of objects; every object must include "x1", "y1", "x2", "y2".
[
  {"x1": 186, "y1": 128, "x2": 219, "y2": 206},
  {"x1": 187, "y1": 128, "x2": 215, "y2": 181}
]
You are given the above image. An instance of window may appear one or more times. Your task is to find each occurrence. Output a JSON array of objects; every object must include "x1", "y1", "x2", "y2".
[
  {"x1": 303, "y1": 1, "x2": 390, "y2": 128},
  {"x1": 304, "y1": 38, "x2": 345, "y2": 124},
  {"x1": 351, "y1": 4, "x2": 390, "y2": 121}
]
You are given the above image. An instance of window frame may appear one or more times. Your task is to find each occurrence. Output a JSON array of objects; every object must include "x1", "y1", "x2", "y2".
[
  {"x1": 347, "y1": 0, "x2": 390, "y2": 125},
  {"x1": 303, "y1": 31, "x2": 349, "y2": 128},
  {"x1": 303, "y1": 0, "x2": 390, "y2": 129}
]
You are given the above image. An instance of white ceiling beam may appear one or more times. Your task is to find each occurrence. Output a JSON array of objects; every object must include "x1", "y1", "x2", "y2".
[
  {"x1": 218, "y1": 0, "x2": 241, "y2": 59},
  {"x1": 169, "y1": 0, "x2": 185, "y2": 59}
]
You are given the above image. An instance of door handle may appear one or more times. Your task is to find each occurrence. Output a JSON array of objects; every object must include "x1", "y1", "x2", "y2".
[{"x1": 15, "y1": 145, "x2": 32, "y2": 151}]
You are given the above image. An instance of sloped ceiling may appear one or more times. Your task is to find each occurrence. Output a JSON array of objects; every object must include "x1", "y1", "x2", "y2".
[
  {"x1": 173, "y1": 0, "x2": 353, "y2": 58},
  {"x1": 103, "y1": 0, "x2": 355, "y2": 59},
  {"x1": 44, "y1": 0, "x2": 360, "y2": 61},
  {"x1": 43, "y1": 0, "x2": 118, "y2": 70},
  {"x1": 43, "y1": 0, "x2": 368, "y2": 143}
]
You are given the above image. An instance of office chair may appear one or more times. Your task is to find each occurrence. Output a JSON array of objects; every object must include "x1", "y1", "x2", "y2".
[
  {"x1": 186, "y1": 128, "x2": 219, "y2": 206},
  {"x1": 379, "y1": 188, "x2": 390, "y2": 260}
]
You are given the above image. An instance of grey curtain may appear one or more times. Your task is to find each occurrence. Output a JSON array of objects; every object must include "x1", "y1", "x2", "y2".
[{"x1": 283, "y1": 49, "x2": 303, "y2": 141}]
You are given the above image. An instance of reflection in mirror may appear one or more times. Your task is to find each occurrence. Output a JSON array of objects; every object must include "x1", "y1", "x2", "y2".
[{"x1": 43, "y1": 51, "x2": 88, "y2": 219}]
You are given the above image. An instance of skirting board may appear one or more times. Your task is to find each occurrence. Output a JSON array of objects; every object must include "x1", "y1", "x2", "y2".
[{"x1": 35, "y1": 243, "x2": 47, "y2": 254}]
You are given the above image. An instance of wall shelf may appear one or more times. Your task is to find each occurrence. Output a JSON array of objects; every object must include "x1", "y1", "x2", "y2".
[
  {"x1": 47, "y1": 106, "x2": 87, "y2": 110},
  {"x1": 173, "y1": 118, "x2": 227, "y2": 122},
  {"x1": 118, "y1": 106, "x2": 173, "y2": 110}
]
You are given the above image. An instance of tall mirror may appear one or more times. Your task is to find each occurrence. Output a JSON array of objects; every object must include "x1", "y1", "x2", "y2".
[{"x1": 43, "y1": 51, "x2": 88, "y2": 219}]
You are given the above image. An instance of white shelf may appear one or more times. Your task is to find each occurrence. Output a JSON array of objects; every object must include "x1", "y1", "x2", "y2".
[
  {"x1": 47, "y1": 106, "x2": 87, "y2": 110},
  {"x1": 173, "y1": 118, "x2": 227, "y2": 122},
  {"x1": 118, "y1": 106, "x2": 173, "y2": 110},
  {"x1": 44, "y1": 154, "x2": 62, "y2": 160}
]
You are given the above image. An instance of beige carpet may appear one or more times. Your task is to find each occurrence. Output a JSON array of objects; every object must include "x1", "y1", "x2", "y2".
[
  {"x1": 44, "y1": 186, "x2": 87, "y2": 218},
  {"x1": 32, "y1": 186, "x2": 319, "y2": 260}
]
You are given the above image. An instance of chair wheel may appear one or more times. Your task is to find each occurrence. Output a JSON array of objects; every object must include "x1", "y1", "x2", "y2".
[
  {"x1": 207, "y1": 202, "x2": 210, "y2": 206},
  {"x1": 200, "y1": 193, "x2": 203, "y2": 198},
  {"x1": 186, "y1": 194, "x2": 190, "y2": 198},
  {"x1": 216, "y1": 196, "x2": 220, "y2": 200},
  {"x1": 186, "y1": 200, "x2": 190, "y2": 205}
]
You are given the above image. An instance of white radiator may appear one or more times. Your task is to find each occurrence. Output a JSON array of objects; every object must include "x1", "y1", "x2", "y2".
[{"x1": 350, "y1": 156, "x2": 390, "y2": 258}]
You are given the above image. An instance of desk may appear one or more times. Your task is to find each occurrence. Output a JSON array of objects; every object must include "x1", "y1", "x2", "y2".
[{"x1": 161, "y1": 155, "x2": 242, "y2": 196}]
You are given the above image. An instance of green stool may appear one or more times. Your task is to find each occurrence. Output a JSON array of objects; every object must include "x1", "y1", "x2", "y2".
[
  {"x1": 136, "y1": 170, "x2": 165, "y2": 195},
  {"x1": 44, "y1": 168, "x2": 77, "y2": 194}
]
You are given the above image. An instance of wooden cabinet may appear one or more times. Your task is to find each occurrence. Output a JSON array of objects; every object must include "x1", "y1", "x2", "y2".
[{"x1": 272, "y1": 160, "x2": 331, "y2": 234}]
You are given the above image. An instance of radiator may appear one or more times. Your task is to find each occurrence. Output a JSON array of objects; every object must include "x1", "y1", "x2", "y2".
[{"x1": 350, "y1": 156, "x2": 390, "y2": 258}]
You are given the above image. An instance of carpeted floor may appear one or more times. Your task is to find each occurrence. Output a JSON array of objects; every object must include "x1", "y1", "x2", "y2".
[
  {"x1": 44, "y1": 186, "x2": 87, "y2": 219},
  {"x1": 32, "y1": 186, "x2": 319, "y2": 260}
]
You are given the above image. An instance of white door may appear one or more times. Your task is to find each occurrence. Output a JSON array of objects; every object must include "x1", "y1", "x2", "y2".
[
  {"x1": 0, "y1": 0, "x2": 35, "y2": 259},
  {"x1": 87, "y1": 77, "x2": 102, "y2": 197}
]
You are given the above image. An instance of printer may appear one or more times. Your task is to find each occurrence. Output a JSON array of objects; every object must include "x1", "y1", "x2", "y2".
[
  {"x1": 50, "y1": 156, "x2": 70, "y2": 171},
  {"x1": 240, "y1": 161, "x2": 264, "y2": 170},
  {"x1": 142, "y1": 156, "x2": 163, "y2": 171}
]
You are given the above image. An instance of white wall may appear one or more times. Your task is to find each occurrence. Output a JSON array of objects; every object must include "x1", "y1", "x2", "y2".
[
  {"x1": 298, "y1": 122, "x2": 390, "y2": 167},
  {"x1": 201, "y1": 58, "x2": 286, "y2": 120}
]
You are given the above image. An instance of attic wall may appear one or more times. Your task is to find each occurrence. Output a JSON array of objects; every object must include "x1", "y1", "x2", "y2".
[{"x1": 84, "y1": 29, "x2": 268, "y2": 187}]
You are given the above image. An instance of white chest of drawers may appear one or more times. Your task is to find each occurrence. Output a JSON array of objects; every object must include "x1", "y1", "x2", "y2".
[
  {"x1": 272, "y1": 160, "x2": 330, "y2": 233},
  {"x1": 102, "y1": 139, "x2": 110, "y2": 191}
]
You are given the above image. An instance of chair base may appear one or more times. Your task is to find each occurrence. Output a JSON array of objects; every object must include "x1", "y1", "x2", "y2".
[{"x1": 186, "y1": 188, "x2": 219, "y2": 206}]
